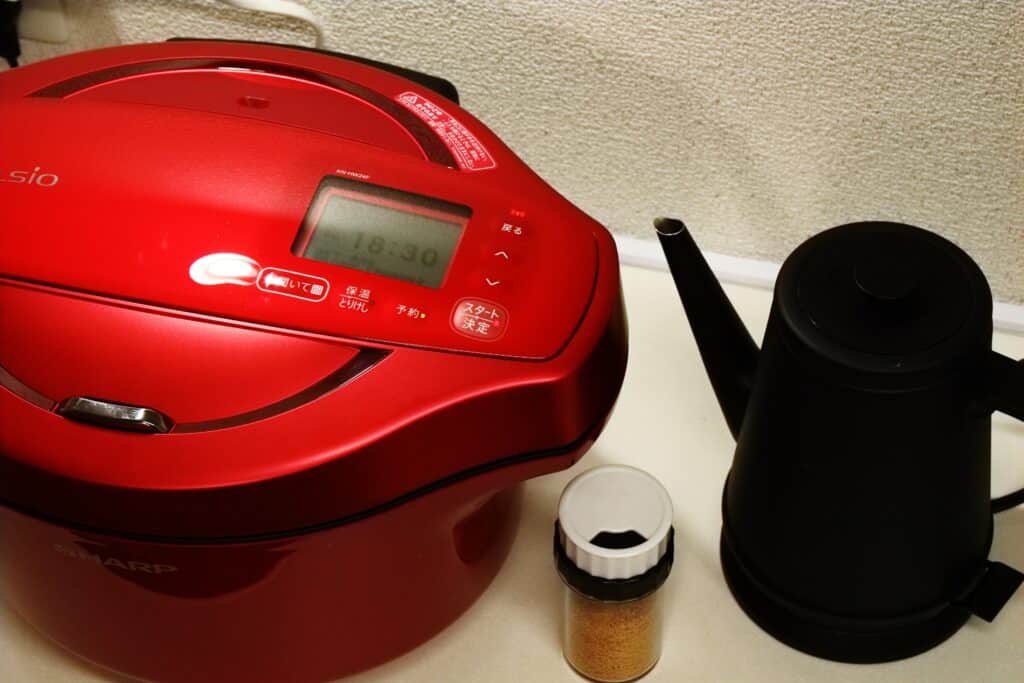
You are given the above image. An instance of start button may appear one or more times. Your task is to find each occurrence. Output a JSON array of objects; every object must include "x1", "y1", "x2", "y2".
[{"x1": 451, "y1": 298, "x2": 509, "y2": 341}]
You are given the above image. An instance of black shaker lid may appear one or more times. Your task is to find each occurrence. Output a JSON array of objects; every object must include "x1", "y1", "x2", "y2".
[{"x1": 778, "y1": 222, "x2": 992, "y2": 374}]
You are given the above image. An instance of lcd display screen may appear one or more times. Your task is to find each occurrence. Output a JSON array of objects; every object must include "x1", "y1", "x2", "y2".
[{"x1": 295, "y1": 178, "x2": 470, "y2": 288}]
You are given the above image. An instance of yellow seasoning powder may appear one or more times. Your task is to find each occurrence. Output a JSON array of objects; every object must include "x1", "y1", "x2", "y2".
[{"x1": 563, "y1": 586, "x2": 662, "y2": 682}]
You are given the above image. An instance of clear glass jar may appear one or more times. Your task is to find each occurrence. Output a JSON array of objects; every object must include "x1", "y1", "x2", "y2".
[
  {"x1": 562, "y1": 584, "x2": 663, "y2": 682},
  {"x1": 555, "y1": 466, "x2": 674, "y2": 682}
]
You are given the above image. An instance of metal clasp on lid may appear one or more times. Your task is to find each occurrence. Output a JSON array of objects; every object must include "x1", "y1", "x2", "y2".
[{"x1": 57, "y1": 397, "x2": 173, "y2": 434}]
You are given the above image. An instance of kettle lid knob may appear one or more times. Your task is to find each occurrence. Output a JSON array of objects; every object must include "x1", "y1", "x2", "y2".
[{"x1": 853, "y1": 248, "x2": 919, "y2": 303}]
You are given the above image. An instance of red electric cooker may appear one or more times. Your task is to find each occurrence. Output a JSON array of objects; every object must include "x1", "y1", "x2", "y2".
[{"x1": 0, "y1": 41, "x2": 626, "y2": 681}]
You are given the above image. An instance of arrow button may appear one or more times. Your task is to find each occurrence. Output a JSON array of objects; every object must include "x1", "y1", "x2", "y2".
[{"x1": 487, "y1": 249, "x2": 513, "y2": 274}]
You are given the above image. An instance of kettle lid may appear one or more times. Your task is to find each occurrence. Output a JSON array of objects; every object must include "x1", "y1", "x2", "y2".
[{"x1": 785, "y1": 222, "x2": 991, "y2": 360}]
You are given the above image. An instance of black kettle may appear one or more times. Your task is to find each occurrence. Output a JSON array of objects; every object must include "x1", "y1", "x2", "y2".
[{"x1": 656, "y1": 219, "x2": 1024, "y2": 663}]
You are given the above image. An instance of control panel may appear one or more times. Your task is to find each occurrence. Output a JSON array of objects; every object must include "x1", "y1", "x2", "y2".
[{"x1": 181, "y1": 169, "x2": 596, "y2": 359}]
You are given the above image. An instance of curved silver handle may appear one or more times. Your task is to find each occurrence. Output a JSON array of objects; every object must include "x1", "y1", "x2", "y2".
[{"x1": 56, "y1": 397, "x2": 172, "y2": 434}]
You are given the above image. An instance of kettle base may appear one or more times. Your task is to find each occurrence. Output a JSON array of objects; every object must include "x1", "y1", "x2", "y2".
[{"x1": 719, "y1": 533, "x2": 970, "y2": 664}]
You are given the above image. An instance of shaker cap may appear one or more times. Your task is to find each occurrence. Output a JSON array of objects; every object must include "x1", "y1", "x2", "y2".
[{"x1": 557, "y1": 465, "x2": 674, "y2": 580}]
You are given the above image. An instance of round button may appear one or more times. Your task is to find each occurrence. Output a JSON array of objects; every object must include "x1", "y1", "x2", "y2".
[
  {"x1": 497, "y1": 220, "x2": 527, "y2": 238},
  {"x1": 451, "y1": 298, "x2": 509, "y2": 341}
]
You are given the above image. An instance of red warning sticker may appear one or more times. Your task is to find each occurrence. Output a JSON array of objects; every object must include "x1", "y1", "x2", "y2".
[{"x1": 396, "y1": 91, "x2": 497, "y2": 172}]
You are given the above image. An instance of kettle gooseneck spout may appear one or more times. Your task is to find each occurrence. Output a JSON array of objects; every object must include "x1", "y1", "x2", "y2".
[{"x1": 654, "y1": 218, "x2": 759, "y2": 440}]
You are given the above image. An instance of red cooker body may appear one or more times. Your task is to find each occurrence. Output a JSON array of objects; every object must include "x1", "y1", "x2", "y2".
[{"x1": 0, "y1": 41, "x2": 626, "y2": 681}]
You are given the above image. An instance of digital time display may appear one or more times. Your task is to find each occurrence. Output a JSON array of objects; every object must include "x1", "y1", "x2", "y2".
[{"x1": 295, "y1": 177, "x2": 470, "y2": 288}]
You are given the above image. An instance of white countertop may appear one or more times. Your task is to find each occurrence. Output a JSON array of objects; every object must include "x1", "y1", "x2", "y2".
[{"x1": 3, "y1": 264, "x2": 1023, "y2": 682}]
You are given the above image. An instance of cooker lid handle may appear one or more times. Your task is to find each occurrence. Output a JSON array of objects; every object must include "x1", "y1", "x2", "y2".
[
  {"x1": 166, "y1": 37, "x2": 461, "y2": 103},
  {"x1": 56, "y1": 396, "x2": 173, "y2": 434}
]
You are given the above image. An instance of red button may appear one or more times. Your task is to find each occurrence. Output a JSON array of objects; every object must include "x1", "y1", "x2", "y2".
[
  {"x1": 338, "y1": 285, "x2": 374, "y2": 313},
  {"x1": 394, "y1": 303, "x2": 428, "y2": 320},
  {"x1": 497, "y1": 220, "x2": 527, "y2": 238},
  {"x1": 257, "y1": 268, "x2": 330, "y2": 302},
  {"x1": 481, "y1": 274, "x2": 505, "y2": 289},
  {"x1": 473, "y1": 248, "x2": 514, "y2": 289},
  {"x1": 451, "y1": 298, "x2": 509, "y2": 341}
]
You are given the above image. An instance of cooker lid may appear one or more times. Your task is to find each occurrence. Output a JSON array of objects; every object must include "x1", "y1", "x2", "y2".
[{"x1": 0, "y1": 41, "x2": 623, "y2": 541}]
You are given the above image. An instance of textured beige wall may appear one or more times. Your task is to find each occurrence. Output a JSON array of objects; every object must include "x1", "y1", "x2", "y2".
[{"x1": 16, "y1": 1, "x2": 1024, "y2": 302}]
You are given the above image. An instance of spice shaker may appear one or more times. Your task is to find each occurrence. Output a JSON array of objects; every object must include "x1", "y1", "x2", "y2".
[{"x1": 555, "y1": 465, "x2": 674, "y2": 682}]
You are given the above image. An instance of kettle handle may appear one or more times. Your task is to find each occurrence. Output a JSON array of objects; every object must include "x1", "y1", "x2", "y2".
[
  {"x1": 989, "y1": 352, "x2": 1024, "y2": 422},
  {"x1": 990, "y1": 352, "x2": 1024, "y2": 513}
]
